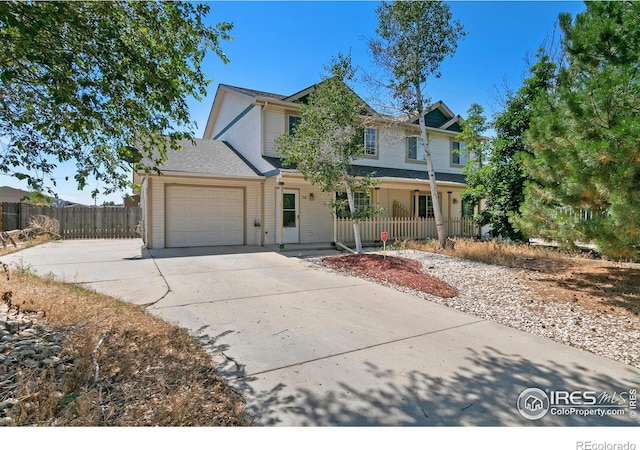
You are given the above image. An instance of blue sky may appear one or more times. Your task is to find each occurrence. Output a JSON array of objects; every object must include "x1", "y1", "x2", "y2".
[{"x1": 0, "y1": 1, "x2": 586, "y2": 205}]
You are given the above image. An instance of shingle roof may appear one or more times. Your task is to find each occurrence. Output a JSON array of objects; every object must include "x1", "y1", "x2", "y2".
[
  {"x1": 261, "y1": 157, "x2": 466, "y2": 184},
  {"x1": 143, "y1": 139, "x2": 262, "y2": 178},
  {"x1": 220, "y1": 84, "x2": 287, "y2": 101}
]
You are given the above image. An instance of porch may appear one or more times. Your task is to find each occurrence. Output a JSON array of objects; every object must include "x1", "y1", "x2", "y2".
[{"x1": 336, "y1": 216, "x2": 479, "y2": 244}]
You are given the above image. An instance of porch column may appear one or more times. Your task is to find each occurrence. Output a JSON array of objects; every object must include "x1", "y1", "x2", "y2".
[
  {"x1": 413, "y1": 189, "x2": 419, "y2": 239},
  {"x1": 447, "y1": 191, "x2": 452, "y2": 237}
]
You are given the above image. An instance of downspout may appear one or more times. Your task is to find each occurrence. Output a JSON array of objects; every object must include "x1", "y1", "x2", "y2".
[
  {"x1": 260, "y1": 180, "x2": 265, "y2": 246},
  {"x1": 332, "y1": 193, "x2": 338, "y2": 246},
  {"x1": 139, "y1": 176, "x2": 148, "y2": 248},
  {"x1": 278, "y1": 175, "x2": 284, "y2": 249},
  {"x1": 260, "y1": 100, "x2": 268, "y2": 156},
  {"x1": 260, "y1": 101, "x2": 268, "y2": 247}
]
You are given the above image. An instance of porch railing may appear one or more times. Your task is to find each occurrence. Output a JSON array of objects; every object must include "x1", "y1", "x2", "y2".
[{"x1": 336, "y1": 216, "x2": 479, "y2": 243}]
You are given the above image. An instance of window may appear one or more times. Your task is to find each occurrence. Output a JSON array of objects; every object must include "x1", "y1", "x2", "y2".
[
  {"x1": 283, "y1": 192, "x2": 297, "y2": 227},
  {"x1": 336, "y1": 191, "x2": 370, "y2": 218},
  {"x1": 451, "y1": 141, "x2": 468, "y2": 166},
  {"x1": 288, "y1": 115, "x2": 301, "y2": 135},
  {"x1": 413, "y1": 194, "x2": 438, "y2": 218},
  {"x1": 461, "y1": 199, "x2": 475, "y2": 218},
  {"x1": 407, "y1": 136, "x2": 425, "y2": 161},
  {"x1": 364, "y1": 127, "x2": 377, "y2": 156}
]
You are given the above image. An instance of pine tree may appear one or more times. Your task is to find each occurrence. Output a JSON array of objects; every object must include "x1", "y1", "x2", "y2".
[
  {"x1": 457, "y1": 103, "x2": 490, "y2": 224},
  {"x1": 518, "y1": 2, "x2": 640, "y2": 259}
]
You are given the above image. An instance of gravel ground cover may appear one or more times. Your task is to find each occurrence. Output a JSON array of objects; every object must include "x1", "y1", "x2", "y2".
[{"x1": 309, "y1": 249, "x2": 640, "y2": 369}]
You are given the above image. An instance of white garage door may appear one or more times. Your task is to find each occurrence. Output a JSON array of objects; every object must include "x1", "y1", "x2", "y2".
[{"x1": 165, "y1": 186, "x2": 244, "y2": 247}]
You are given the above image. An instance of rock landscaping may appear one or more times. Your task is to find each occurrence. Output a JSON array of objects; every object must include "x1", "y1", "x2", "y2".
[{"x1": 0, "y1": 302, "x2": 68, "y2": 426}]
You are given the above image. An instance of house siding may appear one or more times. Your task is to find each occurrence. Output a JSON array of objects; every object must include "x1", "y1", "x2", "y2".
[
  {"x1": 260, "y1": 106, "x2": 461, "y2": 177},
  {"x1": 352, "y1": 127, "x2": 460, "y2": 176},
  {"x1": 263, "y1": 107, "x2": 287, "y2": 158},
  {"x1": 264, "y1": 176, "x2": 334, "y2": 245},
  {"x1": 214, "y1": 105, "x2": 277, "y2": 175},
  {"x1": 210, "y1": 90, "x2": 254, "y2": 138},
  {"x1": 263, "y1": 177, "x2": 277, "y2": 245},
  {"x1": 147, "y1": 175, "x2": 262, "y2": 249}
]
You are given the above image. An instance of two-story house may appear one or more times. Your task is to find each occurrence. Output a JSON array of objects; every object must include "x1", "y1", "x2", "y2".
[{"x1": 137, "y1": 82, "x2": 476, "y2": 249}]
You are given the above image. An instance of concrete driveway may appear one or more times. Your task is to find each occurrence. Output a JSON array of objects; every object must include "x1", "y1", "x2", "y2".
[{"x1": 4, "y1": 239, "x2": 640, "y2": 426}]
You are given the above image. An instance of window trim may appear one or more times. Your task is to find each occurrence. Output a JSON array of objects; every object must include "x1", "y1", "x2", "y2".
[
  {"x1": 450, "y1": 139, "x2": 468, "y2": 167},
  {"x1": 335, "y1": 190, "x2": 371, "y2": 218},
  {"x1": 286, "y1": 112, "x2": 301, "y2": 135},
  {"x1": 461, "y1": 199, "x2": 475, "y2": 218},
  {"x1": 362, "y1": 127, "x2": 379, "y2": 159},
  {"x1": 406, "y1": 135, "x2": 427, "y2": 164},
  {"x1": 412, "y1": 191, "x2": 441, "y2": 218}
]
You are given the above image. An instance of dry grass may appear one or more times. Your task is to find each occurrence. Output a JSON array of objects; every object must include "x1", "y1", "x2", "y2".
[
  {"x1": 394, "y1": 238, "x2": 640, "y2": 317},
  {"x1": 0, "y1": 235, "x2": 53, "y2": 257},
  {"x1": 2, "y1": 266, "x2": 246, "y2": 426},
  {"x1": 395, "y1": 238, "x2": 598, "y2": 269}
]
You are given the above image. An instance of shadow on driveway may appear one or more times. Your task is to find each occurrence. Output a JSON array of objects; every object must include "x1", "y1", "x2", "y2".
[{"x1": 194, "y1": 329, "x2": 639, "y2": 426}]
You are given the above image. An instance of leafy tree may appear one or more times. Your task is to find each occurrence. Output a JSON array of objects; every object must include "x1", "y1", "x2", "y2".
[
  {"x1": 22, "y1": 191, "x2": 54, "y2": 206},
  {"x1": 0, "y1": 1, "x2": 232, "y2": 197},
  {"x1": 457, "y1": 103, "x2": 490, "y2": 219},
  {"x1": 274, "y1": 55, "x2": 380, "y2": 253},
  {"x1": 369, "y1": 0, "x2": 465, "y2": 248},
  {"x1": 472, "y1": 56, "x2": 557, "y2": 242},
  {"x1": 517, "y1": 2, "x2": 640, "y2": 259}
]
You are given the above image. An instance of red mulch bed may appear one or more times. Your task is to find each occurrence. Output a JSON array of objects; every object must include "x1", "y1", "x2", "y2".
[{"x1": 323, "y1": 254, "x2": 457, "y2": 299}]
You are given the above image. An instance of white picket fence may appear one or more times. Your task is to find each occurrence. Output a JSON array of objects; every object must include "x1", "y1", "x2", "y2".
[{"x1": 336, "y1": 216, "x2": 478, "y2": 243}]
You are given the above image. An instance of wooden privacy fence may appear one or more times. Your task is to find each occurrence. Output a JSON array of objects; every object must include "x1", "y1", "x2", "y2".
[
  {"x1": 0, "y1": 203, "x2": 142, "y2": 239},
  {"x1": 336, "y1": 216, "x2": 479, "y2": 243}
]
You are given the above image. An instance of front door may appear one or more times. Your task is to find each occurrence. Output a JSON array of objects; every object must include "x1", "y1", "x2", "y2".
[{"x1": 282, "y1": 189, "x2": 299, "y2": 244}]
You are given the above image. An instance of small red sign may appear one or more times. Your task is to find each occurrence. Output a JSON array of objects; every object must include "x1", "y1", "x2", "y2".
[{"x1": 380, "y1": 231, "x2": 388, "y2": 242}]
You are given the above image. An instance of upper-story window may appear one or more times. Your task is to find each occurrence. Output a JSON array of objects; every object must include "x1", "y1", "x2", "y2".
[
  {"x1": 363, "y1": 127, "x2": 377, "y2": 156},
  {"x1": 288, "y1": 115, "x2": 301, "y2": 135},
  {"x1": 451, "y1": 141, "x2": 468, "y2": 166},
  {"x1": 406, "y1": 136, "x2": 426, "y2": 161}
]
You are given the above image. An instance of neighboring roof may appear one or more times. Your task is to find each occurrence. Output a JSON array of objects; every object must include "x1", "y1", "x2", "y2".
[
  {"x1": 262, "y1": 157, "x2": 466, "y2": 184},
  {"x1": 141, "y1": 139, "x2": 263, "y2": 178},
  {"x1": 0, "y1": 186, "x2": 32, "y2": 203}
]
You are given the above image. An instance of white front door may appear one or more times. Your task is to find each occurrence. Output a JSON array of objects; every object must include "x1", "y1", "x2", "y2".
[{"x1": 282, "y1": 189, "x2": 299, "y2": 244}]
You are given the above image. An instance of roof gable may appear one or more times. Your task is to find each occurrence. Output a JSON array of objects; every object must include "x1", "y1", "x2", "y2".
[
  {"x1": 284, "y1": 79, "x2": 377, "y2": 115},
  {"x1": 407, "y1": 100, "x2": 463, "y2": 132}
]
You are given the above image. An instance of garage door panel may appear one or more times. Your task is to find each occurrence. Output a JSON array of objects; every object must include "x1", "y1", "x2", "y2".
[{"x1": 166, "y1": 186, "x2": 244, "y2": 247}]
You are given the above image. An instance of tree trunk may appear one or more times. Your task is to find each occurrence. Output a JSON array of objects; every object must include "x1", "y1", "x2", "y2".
[
  {"x1": 416, "y1": 92, "x2": 447, "y2": 248},
  {"x1": 344, "y1": 180, "x2": 364, "y2": 254}
]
